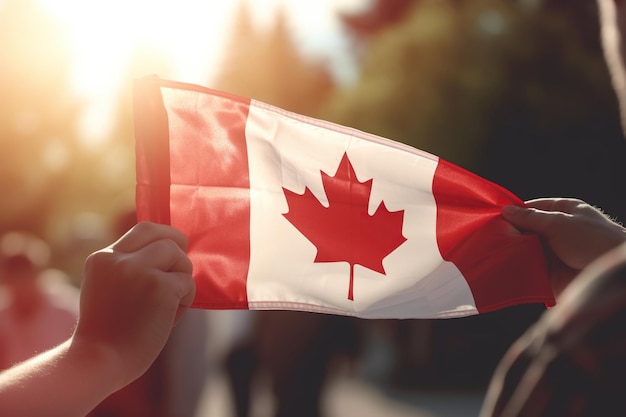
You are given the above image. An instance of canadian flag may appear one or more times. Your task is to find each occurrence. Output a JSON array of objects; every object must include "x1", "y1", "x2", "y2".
[{"x1": 134, "y1": 77, "x2": 554, "y2": 319}]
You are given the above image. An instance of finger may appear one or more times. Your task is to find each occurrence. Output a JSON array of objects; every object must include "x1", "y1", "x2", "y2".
[
  {"x1": 501, "y1": 205, "x2": 569, "y2": 235},
  {"x1": 128, "y1": 238, "x2": 193, "y2": 274},
  {"x1": 523, "y1": 198, "x2": 585, "y2": 214},
  {"x1": 173, "y1": 306, "x2": 189, "y2": 326},
  {"x1": 171, "y1": 272, "x2": 196, "y2": 325},
  {"x1": 112, "y1": 222, "x2": 189, "y2": 254}
]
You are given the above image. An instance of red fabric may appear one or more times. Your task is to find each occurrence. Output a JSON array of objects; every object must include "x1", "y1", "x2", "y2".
[
  {"x1": 134, "y1": 78, "x2": 251, "y2": 308},
  {"x1": 433, "y1": 160, "x2": 555, "y2": 312}
]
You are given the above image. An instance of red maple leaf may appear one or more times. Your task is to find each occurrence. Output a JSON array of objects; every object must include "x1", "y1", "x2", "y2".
[{"x1": 282, "y1": 152, "x2": 407, "y2": 301}]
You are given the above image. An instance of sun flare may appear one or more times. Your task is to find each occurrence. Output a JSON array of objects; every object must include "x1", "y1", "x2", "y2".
[
  {"x1": 31, "y1": 0, "x2": 366, "y2": 143},
  {"x1": 37, "y1": 0, "x2": 235, "y2": 94}
]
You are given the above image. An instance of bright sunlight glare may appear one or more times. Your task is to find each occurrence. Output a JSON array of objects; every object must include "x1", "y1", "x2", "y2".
[
  {"x1": 38, "y1": 0, "x2": 233, "y2": 92},
  {"x1": 35, "y1": 0, "x2": 369, "y2": 144}
]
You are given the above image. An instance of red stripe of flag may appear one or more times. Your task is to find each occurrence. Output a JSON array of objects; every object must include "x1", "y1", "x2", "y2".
[
  {"x1": 134, "y1": 77, "x2": 251, "y2": 308},
  {"x1": 434, "y1": 159, "x2": 554, "y2": 312}
]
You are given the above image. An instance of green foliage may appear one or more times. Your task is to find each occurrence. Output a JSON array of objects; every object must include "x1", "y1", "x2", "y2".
[{"x1": 322, "y1": 0, "x2": 619, "y2": 177}]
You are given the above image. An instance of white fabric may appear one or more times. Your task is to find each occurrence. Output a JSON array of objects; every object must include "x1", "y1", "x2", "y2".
[{"x1": 244, "y1": 101, "x2": 477, "y2": 319}]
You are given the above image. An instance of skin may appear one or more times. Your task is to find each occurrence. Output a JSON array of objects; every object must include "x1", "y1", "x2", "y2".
[
  {"x1": 0, "y1": 222, "x2": 195, "y2": 417},
  {"x1": 502, "y1": 198, "x2": 626, "y2": 299}
]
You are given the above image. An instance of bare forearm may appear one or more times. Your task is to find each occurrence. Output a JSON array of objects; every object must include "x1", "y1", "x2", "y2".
[
  {"x1": 0, "y1": 223, "x2": 195, "y2": 417},
  {"x1": 0, "y1": 338, "x2": 123, "y2": 417}
]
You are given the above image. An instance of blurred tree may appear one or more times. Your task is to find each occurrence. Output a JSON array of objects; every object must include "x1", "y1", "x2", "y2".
[
  {"x1": 341, "y1": 0, "x2": 414, "y2": 39},
  {"x1": 0, "y1": 0, "x2": 80, "y2": 235},
  {"x1": 211, "y1": 0, "x2": 334, "y2": 116},
  {"x1": 324, "y1": 0, "x2": 512, "y2": 169},
  {"x1": 481, "y1": 0, "x2": 626, "y2": 221}
]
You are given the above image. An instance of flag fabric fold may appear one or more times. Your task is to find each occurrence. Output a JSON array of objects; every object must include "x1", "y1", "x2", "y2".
[{"x1": 134, "y1": 76, "x2": 555, "y2": 319}]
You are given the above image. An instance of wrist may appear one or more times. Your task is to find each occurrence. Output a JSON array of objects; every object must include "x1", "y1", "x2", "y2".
[{"x1": 67, "y1": 334, "x2": 129, "y2": 394}]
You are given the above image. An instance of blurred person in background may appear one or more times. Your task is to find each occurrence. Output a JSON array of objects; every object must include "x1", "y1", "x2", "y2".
[
  {"x1": 0, "y1": 230, "x2": 79, "y2": 371},
  {"x1": 225, "y1": 310, "x2": 361, "y2": 417},
  {"x1": 480, "y1": 0, "x2": 626, "y2": 415}
]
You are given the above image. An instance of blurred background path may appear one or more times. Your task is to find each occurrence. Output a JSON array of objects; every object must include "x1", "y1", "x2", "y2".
[
  {"x1": 197, "y1": 370, "x2": 484, "y2": 417},
  {"x1": 195, "y1": 310, "x2": 485, "y2": 417}
]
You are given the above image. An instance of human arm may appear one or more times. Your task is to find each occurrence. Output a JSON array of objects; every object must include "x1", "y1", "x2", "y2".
[
  {"x1": 0, "y1": 222, "x2": 195, "y2": 417},
  {"x1": 502, "y1": 198, "x2": 626, "y2": 298}
]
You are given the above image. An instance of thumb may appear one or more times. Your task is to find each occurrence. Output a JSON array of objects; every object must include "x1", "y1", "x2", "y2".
[
  {"x1": 501, "y1": 205, "x2": 562, "y2": 235},
  {"x1": 172, "y1": 271, "x2": 196, "y2": 326}
]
